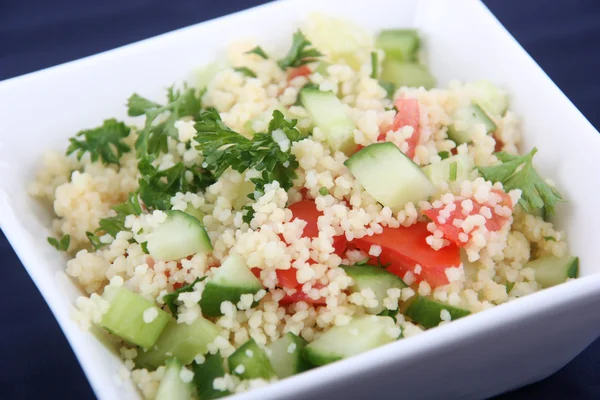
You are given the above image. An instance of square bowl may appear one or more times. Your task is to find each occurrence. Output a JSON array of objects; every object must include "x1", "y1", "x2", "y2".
[{"x1": 2, "y1": 0, "x2": 600, "y2": 399}]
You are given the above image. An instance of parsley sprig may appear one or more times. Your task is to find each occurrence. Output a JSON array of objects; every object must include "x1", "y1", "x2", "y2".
[
  {"x1": 86, "y1": 192, "x2": 142, "y2": 249},
  {"x1": 277, "y1": 30, "x2": 322, "y2": 70},
  {"x1": 47, "y1": 234, "x2": 70, "y2": 251},
  {"x1": 478, "y1": 148, "x2": 564, "y2": 215},
  {"x1": 163, "y1": 277, "x2": 206, "y2": 317},
  {"x1": 66, "y1": 119, "x2": 131, "y2": 165},
  {"x1": 195, "y1": 109, "x2": 301, "y2": 197},
  {"x1": 137, "y1": 157, "x2": 215, "y2": 211},
  {"x1": 128, "y1": 86, "x2": 203, "y2": 157}
]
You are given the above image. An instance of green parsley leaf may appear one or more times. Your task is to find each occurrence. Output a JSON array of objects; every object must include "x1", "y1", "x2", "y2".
[
  {"x1": 129, "y1": 86, "x2": 203, "y2": 157},
  {"x1": 378, "y1": 308, "x2": 398, "y2": 323},
  {"x1": 234, "y1": 67, "x2": 257, "y2": 78},
  {"x1": 370, "y1": 51, "x2": 378, "y2": 79},
  {"x1": 506, "y1": 281, "x2": 515, "y2": 294},
  {"x1": 195, "y1": 109, "x2": 301, "y2": 200},
  {"x1": 66, "y1": 119, "x2": 131, "y2": 165},
  {"x1": 47, "y1": 234, "x2": 70, "y2": 251},
  {"x1": 163, "y1": 277, "x2": 206, "y2": 317},
  {"x1": 138, "y1": 157, "x2": 215, "y2": 211},
  {"x1": 477, "y1": 148, "x2": 564, "y2": 215},
  {"x1": 86, "y1": 231, "x2": 107, "y2": 250},
  {"x1": 277, "y1": 30, "x2": 323, "y2": 70},
  {"x1": 449, "y1": 161, "x2": 458, "y2": 182},
  {"x1": 242, "y1": 205, "x2": 255, "y2": 225},
  {"x1": 319, "y1": 187, "x2": 329, "y2": 196},
  {"x1": 246, "y1": 46, "x2": 269, "y2": 59},
  {"x1": 438, "y1": 151, "x2": 450, "y2": 160},
  {"x1": 140, "y1": 241, "x2": 149, "y2": 254},
  {"x1": 544, "y1": 236, "x2": 556, "y2": 242},
  {"x1": 379, "y1": 80, "x2": 395, "y2": 99}
]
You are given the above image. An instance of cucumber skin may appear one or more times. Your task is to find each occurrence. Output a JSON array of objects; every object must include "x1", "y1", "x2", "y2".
[
  {"x1": 568, "y1": 257, "x2": 579, "y2": 279},
  {"x1": 199, "y1": 284, "x2": 260, "y2": 317},
  {"x1": 528, "y1": 254, "x2": 579, "y2": 288},
  {"x1": 447, "y1": 104, "x2": 496, "y2": 145},
  {"x1": 380, "y1": 59, "x2": 436, "y2": 90},
  {"x1": 193, "y1": 353, "x2": 231, "y2": 400},
  {"x1": 342, "y1": 265, "x2": 407, "y2": 314},
  {"x1": 403, "y1": 295, "x2": 470, "y2": 329},
  {"x1": 228, "y1": 339, "x2": 276, "y2": 380},
  {"x1": 376, "y1": 29, "x2": 420, "y2": 62}
]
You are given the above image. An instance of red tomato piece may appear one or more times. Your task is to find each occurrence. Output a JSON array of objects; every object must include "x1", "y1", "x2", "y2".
[
  {"x1": 351, "y1": 222, "x2": 460, "y2": 288},
  {"x1": 251, "y1": 267, "x2": 262, "y2": 279},
  {"x1": 288, "y1": 200, "x2": 346, "y2": 255},
  {"x1": 423, "y1": 190, "x2": 513, "y2": 246},
  {"x1": 279, "y1": 285, "x2": 327, "y2": 306},
  {"x1": 391, "y1": 97, "x2": 420, "y2": 159},
  {"x1": 172, "y1": 282, "x2": 184, "y2": 291},
  {"x1": 287, "y1": 65, "x2": 312, "y2": 81},
  {"x1": 276, "y1": 268, "x2": 299, "y2": 289}
]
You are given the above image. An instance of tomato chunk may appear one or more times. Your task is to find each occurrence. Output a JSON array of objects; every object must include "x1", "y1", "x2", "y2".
[
  {"x1": 276, "y1": 268, "x2": 299, "y2": 289},
  {"x1": 391, "y1": 97, "x2": 420, "y2": 159},
  {"x1": 351, "y1": 222, "x2": 460, "y2": 288},
  {"x1": 287, "y1": 65, "x2": 312, "y2": 81},
  {"x1": 288, "y1": 200, "x2": 346, "y2": 255},
  {"x1": 279, "y1": 286, "x2": 326, "y2": 306},
  {"x1": 423, "y1": 190, "x2": 513, "y2": 246}
]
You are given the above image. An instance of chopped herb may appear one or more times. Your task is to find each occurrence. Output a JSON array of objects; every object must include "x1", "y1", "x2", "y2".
[
  {"x1": 128, "y1": 86, "x2": 203, "y2": 157},
  {"x1": 140, "y1": 241, "x2": 149, "y2": 254},
  {"x1": 370, "y1": 51, "x2": 378, "y2": 79},
  {"x1": 246, "y1": 46, "x2": 269, "y2": 59},
  {"x1": 66, "y1": 119, "x2": 131, "y2": 165},
  {"x1": 195, "y1": 109, "x2": 301, "y2": 200},
  {"x1": 379, "y1": 80, "x2": 395, "y2": 99},
  {"x1": 378, "y1": 308, "x2": 398, "y2": 324},
  {"x1": 449, "y1": 161, "x2": 458, "y2": 182},
  {"x1": 234, "y1": 67, "x2": 257, "y2": 78},
  {"x1": 478, "y1": 148, "x2": 564, "y2": 215},
  {"x1": 242, "y1": 205, "x2": 255, "y2": 225},
  {"x1": 163, "y1": 277, "x2": 206, "y2": 316},
  {"x1": 138, "y1": 157, "x2": 215, "y2": 211},
  {"x1": 544, "y1": 236, "x2": 556, "y2": 242},
  {"x1": 319, "y1": 187, "x2": 329, "y2": 196},
  {"x1": 438, "y1": 151, "x2": 450, "y2": 160},
  {"x1": 86, "y1": 231, "x2": 107, "y2": 250},
  {"x1": 506, "y1": 281, "x2": 515, "y2": 294},
  {"x1": 47, "y1": 234, "x2": 70, "y2": 251},
  {"x1": 86, "y1": 192, "x2": 144, "y2": 249},
  {"x1": 277, "y1": 30, "x2": 323, "y2": 70}
]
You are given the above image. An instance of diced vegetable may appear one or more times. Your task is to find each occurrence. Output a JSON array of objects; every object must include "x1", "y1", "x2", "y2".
[
  {"x1": 300, "y1": 88, "x2": 357, "y2": 155},
  {"x1": 402, "y1": 295, "x2": 470, "y2": 329},
  {"x1": 228, "y1": 339, "x2": 276, "y2": 380},
  {"x1": 193, "y1": 353, "x2": 231, "y2": 399},
  {"x1": 155, "y1": 358, "x2": 193, "y2": 400},
  {"x1": 135, "y1": 317, "x2": 220, "y2": 369},
  {"x1": 342, "y1": 264, "x2": 407, "y2": 314},
  {"x1": 468, "y1": 80, "x2": 509, "y2": 117},
  {"x1": 351, "y1": 223, "x2": 461, "y2": 288},
  {"x1": 147, "y1": 210, "x2": 212, "y2": 262},
  {"x1": 199, "y1": 254, "x2": 262, "y2": 317},
  {"x1": 304, "y1": 315, "x2": 397, "y2": 366},
  {"x1": 376, "y1": 29, "x2": 420, "y2": 62},
  {"x1": 196, "y1": 61, "x2": 229, "y2": 89},
  {"x1": 101, "y1": 286, "x2": 170, "y2": 349},
  {"x1": 344, "y1": 142, "x2": 435, "y2": 213},
  {"x1": 380, "y1": 60, "x2": 436, "y2": 90},
  {"x1": 267, "y1": 333, "x2": 311, "y2": 378},
  {"x1": 527, "y1": 254, "x2": 579, "y2": 288},
  {"x1": 391, "y1": 97, "x2": 421, "y2": 159},
  {"x1": 422, "y1": 153, "x2": 473, "y2": 187},
  {"x1": 447, "y1": 104, "x2": 496, "y2": 145}
]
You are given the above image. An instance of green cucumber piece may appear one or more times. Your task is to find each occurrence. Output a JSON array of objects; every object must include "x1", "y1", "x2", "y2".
[
  {"x1": 193, "y1": 353, "x2": 231, "y2": 399},
  {"x1": 447, "y1": 103, "x2": 496, "y2": 145},
  {"x1": 196, "y1": 60, "x2": 228, "y2": 89},
  {"x1": 376, "y1": 29, "x2": 420, "y2": 62},
  {"x1": 155, "y1": 358, "x2": 193, "y2": 400},
  {"x1": 422, "y1": 153, "x2": 474, "y2": 186},
  {"x1": 469, "y1": 80, "x2": 509, "y2": 117},
  {"x1": 402, "y1": 295, "x2": 470, "y2": 329},
  {"x1": 380, "y1": 60, "x2": 436, "y2": 90},
  {"x1": 527, "y1": 254, "x2": 579, "y2": 288},
  {"x1": 304, "y1": 315, "x2": 397, "y2": 366},
  {"x1": 300, "y1": 88, "x2": 357, "y2": 155},
  {"x1": 101, "y1": 286, "x2": 170, "y2": 349},
  {"x1": 228, "y1": 339, "x2": 276, "y2": 380},
  {"x1": 183, "y1": 204, "x2": 205, "y2": 223},
  {"x1": 147, "y1": 210, "x2": 212, "y2": 262},
  {"x1": 344, "y1": 142, "x2": 435, "y2": 213},
  {"x1": 341, "y1": 265, "x2": 407, "y2": 314},
  {"x1": 267, "y1": 333, "x2": 311, "y2": 379},
  {"x1": 199, "y1": 254, "x2": 262, "y2": 317},
  {"x1": 136, "y1": 317, "x2": 220, "y2": 369}
]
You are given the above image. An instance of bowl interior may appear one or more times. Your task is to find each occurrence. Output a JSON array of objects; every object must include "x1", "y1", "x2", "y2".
[{"x1": 1, "y1": 0, "x2": 599, "y2": 399}]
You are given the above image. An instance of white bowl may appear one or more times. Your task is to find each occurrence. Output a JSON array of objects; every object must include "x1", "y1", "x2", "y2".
[{"x1": 1, "y1": 0, "x2": 600, "y2": 399}]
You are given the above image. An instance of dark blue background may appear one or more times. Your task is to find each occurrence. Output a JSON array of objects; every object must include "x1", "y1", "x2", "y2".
[{"x1": 1, "y1": 0, "x2": 599, "y2": 398}]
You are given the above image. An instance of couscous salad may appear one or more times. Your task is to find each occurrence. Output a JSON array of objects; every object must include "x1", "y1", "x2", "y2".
[{"x1": 32, "y1": 13, "x2": 578, "y2": 399}]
